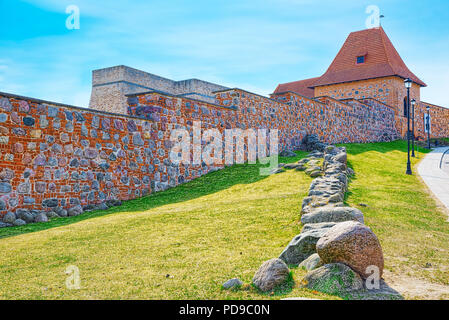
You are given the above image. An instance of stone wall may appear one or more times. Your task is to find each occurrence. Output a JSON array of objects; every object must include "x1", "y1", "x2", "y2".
[
  {"x1": 415, "y1": 102, "x2": 449, "y2": 139},
  {"x1": 313, "y1": 76, "x2": 422, "y2": 117},
  {"x1": 89, "y1": 65, "x2": 228, "y2": 114},
  {"x1": 0, "y1": 83, "x2": 444, "y2": 218},
  {"x1": 0, "y1": 92, "x2": 160, "y2": 217},
  {"x1": 273, "y1": 92, "x2": 399, "y2": 143}
]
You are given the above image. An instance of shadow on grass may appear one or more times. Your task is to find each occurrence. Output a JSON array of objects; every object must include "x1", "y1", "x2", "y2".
[
  {"x1": 2, "y1": 140, "x2": 432, "y2": 240},
  {"x1": 0, "y1": 152, "x2": 308, "y2": 240},
  {"x1": 338, "y1": 139, "x2": 431, "y2": 156}
]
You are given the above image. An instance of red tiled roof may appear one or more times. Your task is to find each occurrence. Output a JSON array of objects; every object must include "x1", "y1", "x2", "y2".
[
  {"x1": 272, "y1": 77, "x2": 319, "y2": 97},
  {"x1": 313, "y1": 27, "x2": 426, "y2": 87},
  {"x1": 273, "y1": 27, "x2": 426, "y2": 95}
]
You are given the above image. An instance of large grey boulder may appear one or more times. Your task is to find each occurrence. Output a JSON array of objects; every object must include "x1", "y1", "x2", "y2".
[
  {"x1": 302, "y1": 222, "x2": 338, "y2": 233},
  {"x1": 347, "y1": 167, "x2": 355, "y2": 176},
  {"x1": 324, "y1": 161, "x2": 346, "y2": 173},
  {"x1": 59, "y1": 209, "x2": 68, "y2": 217},
  {"x1": 68, "y1": 205, "x2": 83, "y2": 217},
  {"x1": 95, "y1": 202, "x2": 109, "y2": 211},
  {"x1": 54, "y1": 207, "x2": 68, "y2": 217},
  {"x1": 253, "y1": 258, "x2": 290, "y2": 292},
  {"x1": 34, "y1": 213, "x2": 48, "y2": 223},
  {"x1": 46, "y1": 211, "x2": 59, "y2": 219},
  {"x1": 83, "y1": 204, "x2": 96, "y2": 212},
  {"x1": 301, "y1": 263, "x2": 364, "y2": 298},
  {"x1": 302, "y1": 134, "x2": 327, "y2": 152},
  {"x1": 309, "y1": 151, "x2": 323, "y2": 158},
  {"x1": 2, "y1": 212, "x2": 16, "y2": 224},
  {"x1": 222, "y1": 278, "x2": 243, "y2": 290},
  {"x1": 301, "y1": 206, "x2": 364, "y2": 225},
  {"x1": 283, "y1": 163, "x2": 302, "y2": 170},
  {"x1": 106, "y1": 199, "x2": 122, "y2": 207},
  {"x1": 280, "y1": 150, "x2": 297, "y2": 157},
  {"x1": 279, "y1": 228, "x2": 329, "y2": 266},
  {"x1": 298, "y1": 253, "x2": 323, "y2": 271},
  {"x1": 316, "y1": 221, "x2": 384, "y2": 279},
  {"x1": 308, "y1": 170, "x2": 322, "y2": 178},
  {"x1": 324, "y1": 145, "x2": 339, "y2": 155},
  {"x1": 13, "y1": 219, "x2": 26, "y2": 226},
  {"x1": 16, "y1": 209, "x2": 34, "y2": 223},
  {"x1": 270, "y1": 167, "x2": 285, "y2": 175},
  {"x1": 334, "y1": 152, "x2": 347, "y2": 166}
]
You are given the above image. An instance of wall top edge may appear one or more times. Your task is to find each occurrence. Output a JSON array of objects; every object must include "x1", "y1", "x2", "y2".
[
  {"x1": 211, "y1": 87, "x2": 301, "y2": 106},
  {"x1": 420, "y1": 101, "x2": 448, "y2": 110},
  {"x1": 0, "y1": 90, "x2": 156, "y2": 122},
  {"x1": 270, "y1": 90, "x2": 316, "y2": 101},
  {"x1": 125, "y1": 89, "x2": 237, "y2": 111}
]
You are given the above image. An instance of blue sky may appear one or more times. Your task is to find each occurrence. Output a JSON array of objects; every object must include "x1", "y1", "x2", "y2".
[{"x1": 1, "y1": 0, "x2": 448, "y2": 107}]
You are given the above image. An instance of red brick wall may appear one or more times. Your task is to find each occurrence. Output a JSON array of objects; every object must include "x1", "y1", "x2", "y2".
[
  {"x1": 0, "y1": 85, "x2": 446, "y2": 218},
  {"x1": 0, "y1": 93, "x2": 157, "y2": 216},
  {"x1": 414, "y1": 102, "x2": 449, "y2": 139},
  {"x1": 314, "y1": 76, "x2": 421, "y2": 117}
]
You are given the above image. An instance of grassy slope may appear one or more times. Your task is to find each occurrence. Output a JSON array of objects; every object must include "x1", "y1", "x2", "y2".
[
  {"x1": 0, "y1": 152, "x2": 335, "y2": 300},
  {"x1": 343, "y1": 141, "x2": 449, "y2": 288},
  {"x1": 0, "y1": 141, "x2": 447, "y2": 299}
]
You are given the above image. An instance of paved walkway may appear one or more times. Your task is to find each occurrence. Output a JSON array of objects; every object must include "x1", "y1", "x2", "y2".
[{"x1": 417, "y1": 147, "x2": 449, "y2": 221}]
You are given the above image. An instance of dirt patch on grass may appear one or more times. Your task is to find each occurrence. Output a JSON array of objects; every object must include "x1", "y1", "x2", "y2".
[{"x1": 384, "y1": 270, "x2": 449, "y2": 300}]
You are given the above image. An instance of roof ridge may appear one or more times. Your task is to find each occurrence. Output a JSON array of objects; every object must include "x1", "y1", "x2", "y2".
[{"x1": 379, "y1": 27, "x2": 392, "y2": 68}]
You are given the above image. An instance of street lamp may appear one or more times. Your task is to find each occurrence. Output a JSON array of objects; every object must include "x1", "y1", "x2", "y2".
[
  {"x1": 411, "y1": 99, "x2": 416, "y2": 157},
  {"x1": 426, "y1": 105, "x2": 431, "y2": 149},
  {"x1": 404, "y1": 78, "x2": 412, "y2": 175}
]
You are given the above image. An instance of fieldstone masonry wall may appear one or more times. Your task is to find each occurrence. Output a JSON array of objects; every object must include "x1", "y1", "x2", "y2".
[
  {"x1": 0, "y1": 92, "x2": 161, "y2": 221},
  {"x1": 0, "y1": 81, "x2": 447, "y2": 223}
]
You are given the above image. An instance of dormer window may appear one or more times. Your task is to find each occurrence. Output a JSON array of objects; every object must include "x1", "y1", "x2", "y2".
[{"x1": 356, "y1": 55, "x2": 365, "y2": 64}]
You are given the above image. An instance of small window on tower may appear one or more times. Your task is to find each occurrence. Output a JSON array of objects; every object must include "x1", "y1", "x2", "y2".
[{"x1": 356, "y1": 56, "x2": 365, "y2": 64}]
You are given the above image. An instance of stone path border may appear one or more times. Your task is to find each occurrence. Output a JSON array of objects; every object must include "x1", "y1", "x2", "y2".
[
  {"x1": 241, "y1": 137, "x2": 402, "y2": 300},
  {"x1": 417, "y1": 147, "x2": 449, "y2": 222}
]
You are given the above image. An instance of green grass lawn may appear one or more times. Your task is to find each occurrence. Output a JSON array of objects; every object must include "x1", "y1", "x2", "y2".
[
  {"x1": 0, "y1": 141, "x2": 448, "y2": 300},
  {"x1": 343, "y1": 141, "x2": 449, "y2": 288}
]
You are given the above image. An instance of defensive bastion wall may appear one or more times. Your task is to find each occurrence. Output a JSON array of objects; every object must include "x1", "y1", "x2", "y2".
[
  {"x1": 89, "y1": 65, "x2": 229, "y2": 114},
  {"x1": 0, "y1": 85, "x2": 438, "y2": 217}
]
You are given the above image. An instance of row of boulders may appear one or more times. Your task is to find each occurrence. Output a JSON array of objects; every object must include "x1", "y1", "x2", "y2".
[
  {"x1": 224, "y1": 139, "x2": 401, "y2": 299},
  {"x1": 301, "y1": 134, "x2": 328, "y2": 152},
  {"x1": 276, "y1": 150, "x2": 324, "y2": 177},
  {"x1": 0, "y1": 200, "x2": 123, "y2": 228}
]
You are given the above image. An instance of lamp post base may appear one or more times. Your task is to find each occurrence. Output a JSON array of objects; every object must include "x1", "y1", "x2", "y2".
[{"x1": 406, "y1": 164, "x2": 412, "y2": 175}]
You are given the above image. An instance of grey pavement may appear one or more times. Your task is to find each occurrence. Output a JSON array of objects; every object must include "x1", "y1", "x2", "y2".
[{"x1": 417, "y1": 147, "x2": 449, "y2": 221}]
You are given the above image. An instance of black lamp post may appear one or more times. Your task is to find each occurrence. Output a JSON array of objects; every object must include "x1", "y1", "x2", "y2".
[
  {"x1": 411, "y1": 99, "x2": 416, "y2": 157},
  {"x1": 404, "y1": 78, "x2": 412, "y2": 175},
  {"x1": 426, "y1": 105, "x2": 431, "y2": 149}
]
